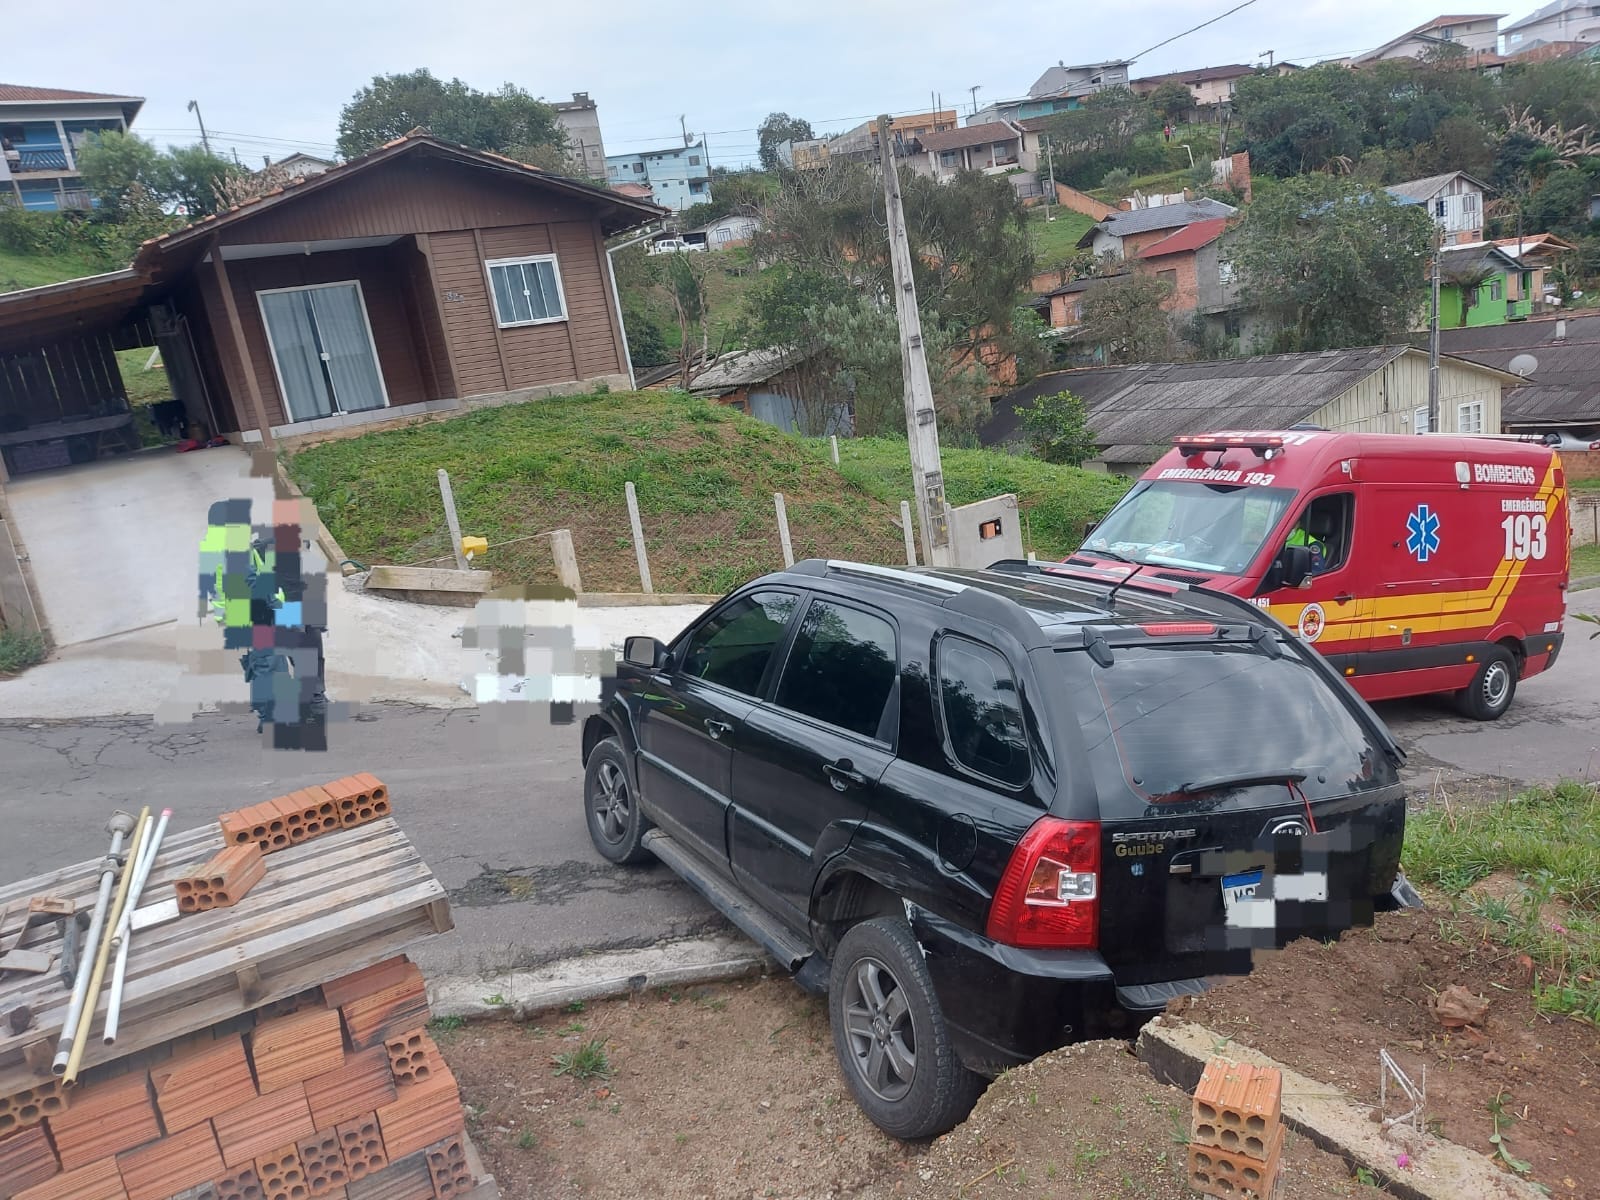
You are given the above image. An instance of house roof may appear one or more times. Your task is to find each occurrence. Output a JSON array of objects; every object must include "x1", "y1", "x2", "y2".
[
  {"x1": 611, "y1": 181, "x2": 655, "y2": 200},
  {"x1": 1077, "y1": 199, "x2": 1238, "y2": 247},
  {"x1": 981, "y1": 346, "x2": 1518, "y2": 461},
  {"x1": 1137, "y1": 218, "x2": 1228, "y2": 259},
  {"x1": 1439, "y1": 242, "x2": 1523, "y2": 273},
  {"x1": 1134, "y1": 64, "x2": 1258, "y2": 86},
  {"x1": 1386, "y1": 170, "x2": 1493, "y2": 204},
  {"x1": 0, "y1": 82, "x2": 143, "y2": 123},
  {"x1": 685, "y1": 347, "x2": 811, "y2": 395},
  {"x1": 1439, "y1": 314, "x2": 1600, "y2": 425},
  {"x1": 1354, "y1": 14, "x2": 1506, "y2": 61},
  {"x1": 920, "y1": 123, "x2": 1020, "y2": 152},
  {"x1": 1493, "y1": 232, "x2": 1578, "y2": 260},
  {"x1": 1506, "y1": 0, "x2": 1588, "y2": 33}
]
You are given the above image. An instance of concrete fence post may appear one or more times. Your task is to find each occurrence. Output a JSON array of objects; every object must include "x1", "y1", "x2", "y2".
[
  {"x1": 774, "y1": 493, "x2": 795, "y2": 567},
  {"x1": 550, "y1": 529, "x2": 583, "y2": 594},
  {"x1": 830, "y1": 435, "x2": 840, "y2": 466},
  {"x1": 437, "y1": 469, "x2": 469, "y2": 571},
  {"x1": 900, "y1": 501, "x2": 917, "y2": 566},
  {"x1": 624, "y1": 482, "x2": 652, "y2": 593}
]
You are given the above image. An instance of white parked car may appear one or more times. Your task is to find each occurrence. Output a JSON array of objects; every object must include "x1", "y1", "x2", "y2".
[{"x1": 647, "y1": 237, "x2": 704, "y2": 255}]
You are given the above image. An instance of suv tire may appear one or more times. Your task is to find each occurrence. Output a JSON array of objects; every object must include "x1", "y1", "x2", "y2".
[
  {"x1": 1455, "y1": 645, "x2": 1517, "y2": 721},
  {"x1": 828, "y1": 917, "x2": 985, "y2": 1140},
  {"x1": 583, "y1": 738, "x2": 652, "y2": 865}
]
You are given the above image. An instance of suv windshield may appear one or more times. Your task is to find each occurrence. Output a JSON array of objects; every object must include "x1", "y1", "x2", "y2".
[
  {"x1": 1062, "y1": 643, "x2": 1390, "y2": 815},
  {"x1": 1083, "y1": 480, "x2": 1297, "y2": 574}
]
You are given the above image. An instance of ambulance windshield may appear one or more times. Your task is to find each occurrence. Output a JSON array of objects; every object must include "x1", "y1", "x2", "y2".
[{"x1": 1082, "y1": 480, "x2": 1298, "y2": 575}]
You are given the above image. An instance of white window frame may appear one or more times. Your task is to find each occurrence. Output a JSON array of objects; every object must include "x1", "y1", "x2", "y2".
[
  {"x1": 1457, "y1": 400, "x2": 1485, "y2": 434},
  {"x1": 255, "y1": 278, "x2": 392, "y2": 420},
  {"x1": 1414, "y1": 405, "x2": 1430, "y2": 434},
  {"x1": 484, "y1": 254, "x2": 569, "y2": 329}
]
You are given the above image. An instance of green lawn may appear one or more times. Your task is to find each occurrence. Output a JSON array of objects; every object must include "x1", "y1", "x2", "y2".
[
  {"x1": 0, "y1": 245, "x2": 114, "y2": 292},
  {"x1": 1087, "y1": 167, "x2": 1193, "y2": 205},
  {"x1": 1572, "y1": 542, "x2": 1600, "y2": 579},
  {"x1": 836, "y1": 437, "x2": 1133, "y2": 561},
  {"x1": 1026, "y1": 208, "x2": 1096, "y2": 270}
]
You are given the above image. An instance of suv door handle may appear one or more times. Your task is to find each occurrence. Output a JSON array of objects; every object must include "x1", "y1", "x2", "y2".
[
  {"x1": 1334, "y1": 592, "x2": 1354, "y2": 604},
  {"x1": 823, "y1": 760, "x2": 867, "y2": 791},
  {"x1": 703, "y1": 718, "x2": 732, "y2": 740}
]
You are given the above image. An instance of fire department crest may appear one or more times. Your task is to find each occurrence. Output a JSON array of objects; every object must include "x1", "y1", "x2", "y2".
[{"x1": 1297, "y1": 603, "x2": 1326, "y2": 642}]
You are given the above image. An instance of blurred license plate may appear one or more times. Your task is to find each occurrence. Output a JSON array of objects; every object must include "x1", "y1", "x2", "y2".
[{"x1": 1222, "y1": 868, "x2": 1266, "y2": 927}]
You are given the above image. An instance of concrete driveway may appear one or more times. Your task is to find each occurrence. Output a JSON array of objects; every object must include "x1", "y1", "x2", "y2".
[{"x1": 4, "y1": 446, "x2": 273, "y2": 647}]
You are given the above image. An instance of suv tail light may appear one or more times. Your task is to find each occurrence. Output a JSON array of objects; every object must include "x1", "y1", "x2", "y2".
[{"x1": 986, "y1": 818, "x2": 1101, "y2": 950}]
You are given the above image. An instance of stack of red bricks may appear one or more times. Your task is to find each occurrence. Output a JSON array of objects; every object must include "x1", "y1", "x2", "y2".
[
  {"x1": 218, "y1": 775, "x2": 391, "y2": 855},
  {"x1": 1186, "y1": 1058, "x2": 1285, "y2": 1199},
  {"x1": 0, "y1": 954, "x2": 478, "y2": 1200}
]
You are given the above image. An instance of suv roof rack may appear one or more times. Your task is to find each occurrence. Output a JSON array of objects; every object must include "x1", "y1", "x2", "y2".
[{"x1": 820, "y1": 559, "x2": 969, "y2": 594}]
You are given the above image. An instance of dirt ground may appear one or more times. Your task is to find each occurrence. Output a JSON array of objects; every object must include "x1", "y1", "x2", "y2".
[
  {"x1": 1178, "y1": 904, "x2": 1600, "y2": 1198},
  {"x1": 440, "y1": 976, "x2": 1378, "y2": 1200}
]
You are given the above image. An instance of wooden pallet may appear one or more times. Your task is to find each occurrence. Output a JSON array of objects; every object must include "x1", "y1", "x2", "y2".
[{"x1": 0, "y1": 817, "x2": 452, "y2": 1101}]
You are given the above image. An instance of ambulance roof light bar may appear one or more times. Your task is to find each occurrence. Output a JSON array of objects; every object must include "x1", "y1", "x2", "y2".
[{"x1": 1173, "y1": 433, "x2": 1286, "y2": 460}]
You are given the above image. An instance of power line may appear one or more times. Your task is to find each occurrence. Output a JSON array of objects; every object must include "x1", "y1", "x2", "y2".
[{"x1": 1128, "y1": 0, "x2": 1262, "y2": 62}]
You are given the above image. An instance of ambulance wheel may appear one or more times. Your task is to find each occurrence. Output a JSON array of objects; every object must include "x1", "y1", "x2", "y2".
[{"x1": 1456, "y1": 646, "x2": 1517, "y2": 721}]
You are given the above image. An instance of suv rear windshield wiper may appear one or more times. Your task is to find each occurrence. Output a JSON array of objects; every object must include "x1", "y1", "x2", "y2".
[{"x1": 1176, "y1": 769, "x2": 1312, "y2": 795}]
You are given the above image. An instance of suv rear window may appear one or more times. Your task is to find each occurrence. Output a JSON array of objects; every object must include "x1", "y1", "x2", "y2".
[
  {"x1": 1063, "y1": 643, "x2": 1385, "y2": 813},
  {"x1": 937, "y1": 636, "x2": 1030, "y2": 786}
]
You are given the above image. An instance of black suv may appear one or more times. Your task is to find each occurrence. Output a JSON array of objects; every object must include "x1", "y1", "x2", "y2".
[{"x1": 580, "y1": 558, "x2": 1410, "y2": 1139}]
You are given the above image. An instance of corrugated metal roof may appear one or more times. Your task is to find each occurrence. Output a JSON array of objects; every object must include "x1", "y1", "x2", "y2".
[
  {"x1": 1137, "y1": 218, "x2": 1227, "y2": 260},
  {"x1": 919, "y1": 123, "x2": 1020, "y2": 152},
  {"x1": 1386, "y1": 171, "x2": 1492, "y2": 204},
  {"x1": 982, "y1": 345, "x2": 1520, "y2": 460},
  {"x1": 686, "y1": 347, "x2": 810, "y2": 393},
  {"x1": 1087, "y1": 199, "x2": 1237, "y2": 241},
  {"x1": 1440, "y1": 314, "x2": 1600, "y2": 425},
  {"x1": 1133, "y1": 63, "x2": 1258, "y2": 86}
]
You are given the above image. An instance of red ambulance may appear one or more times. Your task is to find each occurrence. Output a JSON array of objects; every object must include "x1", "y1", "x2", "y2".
[{"x1": 1072, "y1": 429, "x2": 1570, "y2": 719}]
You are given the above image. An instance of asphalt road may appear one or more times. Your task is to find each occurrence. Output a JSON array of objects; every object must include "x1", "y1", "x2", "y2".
[{"x1": 2, "y1": 587, "x2": 1595, "y2": 982}]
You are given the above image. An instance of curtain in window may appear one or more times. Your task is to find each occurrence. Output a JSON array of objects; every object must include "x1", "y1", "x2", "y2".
[
  {"x1": 259, "y1": 291, "x2": 334, "y2": 422},
  {"x1": 310, "y1": 284, "x2": 386, "y2": 412},
  {"x1": 489, "y1": 261, "x2": 564, "y2": 325}
]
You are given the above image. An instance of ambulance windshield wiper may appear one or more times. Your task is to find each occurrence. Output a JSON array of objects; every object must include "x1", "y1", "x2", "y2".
[
  {"x1": 1176, "y1": 768, "x2": 1312, "y2": 795},
  {"x1": 1078, "y1": 547, "x2": 1138, "y2": 565}
]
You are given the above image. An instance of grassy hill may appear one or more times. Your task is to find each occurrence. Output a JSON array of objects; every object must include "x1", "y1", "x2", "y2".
[
  {"x1": 287, "y1": 392, "x2": 1132, "y2": 594},
  {"x1": 0, "y1": 245, "x2": 112, "y2": 292},
  {"x1": 1026, "y1": 207, "x2": 1096, "y2": 271}
]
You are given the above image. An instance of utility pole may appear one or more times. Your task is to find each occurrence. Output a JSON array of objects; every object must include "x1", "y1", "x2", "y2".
[
  {"x1": 1044, "y1": 136, "x2": 1056, "y2": 219},
  {"x1": 679, "y1": 115, "x2": 690, "y2": 147},
  {"x1": 187, "y1": 100, "x2": 211, "y2": 156},
  {"x1": 968, "y1": 86, "x2": 981, "y2": 118},
  {"x1": 1427, "y1": 226, "x2": 1441, "y2": 435},
  {"x1": 874, "y1": 115, "x2": 952, "y2": 566},
  {"x1": 1261, "y1": 50, "x2": 1274, "y2": 69}
]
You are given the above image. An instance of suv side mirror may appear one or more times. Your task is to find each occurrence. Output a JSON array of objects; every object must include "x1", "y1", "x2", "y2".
[
  {"x1": 1278, "y1": 544, "x2": 1314, "y2": 590},
  {"x1": 623, "y1": 636, "x2": 670, "y2": 670}
]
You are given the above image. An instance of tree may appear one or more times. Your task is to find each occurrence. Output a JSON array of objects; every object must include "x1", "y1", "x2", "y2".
[
  {"x1": 1442, "y1": 261, "x2": 1495, "y2": 326},
  {"x1": 1079, "y1": 275, "x2": 1175, "y2": 364},
  {"x1": 757, "y1": 113, "x2": 816, "y2": 173},
  {"x1": 1041, "y1": 88, "x2": 1162, "y2": 188},
  {"x1": 75, "y1": 130, "x2": 164, "y2": 221},
  {"x1": 164, "y1": 145, "x2": 244, "y2": 217},
  {"x1": 1021, "y1": 390, "x2": 1097, "y2": 465},
  {"x1": 1229, "y1": 175, "x2": 1434, "y2": 351},
  {"x1": 337, "y1": 69, "x2": 567, "y2": 165},
  {"x1": 1148, "y1": 81, "x2": 1194, "y2": 125},
  {"x1": 1526, "y1": 167, "x2": 1595, "y2": 239}
]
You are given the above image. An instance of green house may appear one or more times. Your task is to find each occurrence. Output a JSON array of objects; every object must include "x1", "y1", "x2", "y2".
[{"x1": 1438, "y1": 244, "x2": 1533, "y2": 328}]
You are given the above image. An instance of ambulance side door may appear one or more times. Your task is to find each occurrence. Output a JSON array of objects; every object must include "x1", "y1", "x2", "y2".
[
  {"x1": 1264, "y1": 489, "x2": 1375, "y2": 670},
  {"x1": 1360, "y1": 484, "x2": 1449, "y2": 667}
]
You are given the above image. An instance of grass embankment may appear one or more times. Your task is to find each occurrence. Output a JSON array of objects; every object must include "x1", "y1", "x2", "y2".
[
  {"x1": 1572, "y1": 542, "x2": 1600, "y2": 579},
  {"x1": 0, "y1": 245, "x2": 112, "y2": 292},
  {"x1": 1404, "y1": 782, "x2": 1600, "y2": 1023},
  {"x1": 1026, "y1": 207, "x2": 1096, "y2": 270},
  {"x1": 287, "y1": 392, "x2": 1130, "y2": 593}
]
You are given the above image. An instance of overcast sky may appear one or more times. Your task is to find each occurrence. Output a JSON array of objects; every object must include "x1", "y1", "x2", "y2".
[{"x1": 26, "y1": 0, "x2": 1515, "y2": 168}]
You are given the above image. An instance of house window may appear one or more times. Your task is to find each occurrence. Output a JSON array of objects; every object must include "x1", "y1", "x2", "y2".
[
  {"x1": 688, "y1": 155, "x2": 701, "y2": 166},
  {"x1": 940, "y1": 150, "x2": 958, "y2": 166},
  {"x1": 633, "y1": 163, "x2": 644, "y2": 173},
  {"x1": 1458, "y1": 401, "x2": 1484, "y2": 434},
  {"x1": 1434, "y1": 198, "x2": 1447, "y2": 217},
  {"x1": 1489, "y1": 278, "x2": 1503, "y2": 302},
  {"x1": 1218, "y1": 259, "x2": 1236, "y2": 284},
  {"x1": 485, "y1": 255, "x2": 567, "y2": 327},
  {"x1": 1463, "y1": 192, "x2": 1478, "y2": 212},
  {"x1": 1157, "y1": 268, "x2": 1178, "y2": 289},
  {"x1": 690, "y1": 180, "x2": 706, "y2": 194},
  {"x1": 1414, "y1": 406, "x2": 1430, "y2": 434}
]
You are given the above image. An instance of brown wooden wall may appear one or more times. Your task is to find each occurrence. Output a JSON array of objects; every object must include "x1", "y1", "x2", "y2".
[
  {"x1": 0, "y1": 332, "x2": 126, "y2": 428},
  {"x1": 193, "y1": 245, "x2": 434, "y2": 429}
]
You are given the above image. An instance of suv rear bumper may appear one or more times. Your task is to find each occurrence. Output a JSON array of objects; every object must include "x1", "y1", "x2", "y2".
[{"x1": 905, "y1": 904, "x2": 1209, "y2": 1076}]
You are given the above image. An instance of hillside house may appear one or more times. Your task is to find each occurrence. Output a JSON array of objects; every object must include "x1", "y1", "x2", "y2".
[
  {"x1": 0, "y1": 82, "x2": 143, "y2": 211},
  {"x1": 1077, "y1": 198, "x2": 1238, "y2": 260},
  {"x1": 263, "y1": 152, "x2": 337, "y2": 177},
  {"x1": 1438, "y1": 242, "x2": 1533, "y2": 326},
  {"x1": 1353, "y1": 13, "x2": 1505, "y2": 62},
  {"x1": 1503, "y1": 0, "x2": 1600, "y2": 51},
  {"x1": 911, "y1": 123, "x2": 1037, "y2": 181},
  {"x1": 552, "y1": 92, "x2": 607, "y2": 181},
  {"x1": 1386, "y1": 171, "x2": 1491, "y2": 244},
  {"x1": 970, "y1": 61, "x2": 1131, "y2": 124},
  {"x1": 0, "y1": 135, "x2": 664, "y2": 477},
  {"x1": 685, "y1": 209, "x2": 761, "y2": 249},
  {"x1": 826, "y1": 112, "x2": 957, "y2": 162},
  {"x1": 1494, "y1": 232, "x2": 1576, "y2": 307},
  {"x1": 605, "y1": 141, "x2": 710, "y2": 211},
  {"x1": 982, "y1": 346, "x2": 1521, "y2": 473},
  {"x1": 1130, "y1": 64, "x2": 1258, "y2": 111},
  {"x1": 1440, "y1": 312, "x2": 1600, "y2": 435}
]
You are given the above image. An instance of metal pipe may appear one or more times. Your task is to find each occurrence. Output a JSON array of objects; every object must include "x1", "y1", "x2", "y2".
[
  {"x1": 62, "y1": 809, "x2": 148, "y2": 1083},
  {"x1": 103, "y1": 809, "x2": 170, "y2": 1045},
  {"x1": 51, "y1": 810, "x2": 138, "y2": 1075}
]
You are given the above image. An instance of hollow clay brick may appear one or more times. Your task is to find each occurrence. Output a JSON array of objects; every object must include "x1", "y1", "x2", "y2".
[
  {"x1": 255, "y1": 1144, "x2": 308, "y2": 1200},
  {"x1": 177, "y1": 844, "x2": 266, "y2": 913},
  {"x1": 322, "y1": 777, "x2": 390, "y2": 830},
  {"x1": 1187, "y1": 1122, "x2": 1285, "y2": 1200},
  {"x1": 213, "y1": 1084, "x2": 316, "y2": 1169},
  {"x1": 338, "y1": 965, "x2": 429, "y2": 1051},
  {"x1": 46, "y1": 1070, "x2": 160, "y2": 1171},
  {"x1": 382, "y1": 1031, "x2": 444, "y2": 1089},
  {"x1": 13, "y1": 1157, "x2": 127, "y2": 1200},
  {"x1": 320, "y1": 959, "x2": 413, "y2": 1011},
  {"x1": 250, "y1": 1006, "x2": 345, "y2": 1095},
  {"x1": 0, "y1": 1124, "x2": 58, "y2": 1196},
  {"x1": 1191, "y1": 1059, "x2": 1282, "y2": 1157},
  {"x1": 297, "y1": 1127, "x2": 351, "y2": 1197},
  {"x1": 213, "y1": 1164, "x2": 265, "y2": 1200},
  {"x1": 152, "y1": 1033, "x2": 258, "y2": 1133},
  {"x1": 374, "y1": 1068, "x2": 462, "y2": 1162},
  {"x1": 343, "y1": 1150, "x2": 432, "y2": 1200},
  {"x1": 116, "y1": 1122, "x2": 225, "y2": 1200},
  {"x1": 303, "y1": 1050, "x2": 397, "y2": 1132},
  {"x1": 422, "y1": 1131, "x2": 474, "y2": 1200},
  {"x1": 0, "y1": 1079, "x2": 67, "y2": 1138},
  {"x1": 334, "y1": 1113, "x2": 387, "y2": 1184}
]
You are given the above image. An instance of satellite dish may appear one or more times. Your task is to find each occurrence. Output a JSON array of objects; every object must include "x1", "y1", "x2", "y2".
[{"x1": 1509, "y1": 353, "x2": 1539, "y2": 378}]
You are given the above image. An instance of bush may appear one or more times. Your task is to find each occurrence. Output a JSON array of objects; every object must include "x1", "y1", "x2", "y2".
[
  {"x1": 1101, "y1": 167, "x2": 1132, "y2": 193},
  {"x1": 0, "y1": 628, "x2": 46, "y2": 675},
  {"x1": 1020, "y1": 390, "x2": 1097, "y2": 466}
]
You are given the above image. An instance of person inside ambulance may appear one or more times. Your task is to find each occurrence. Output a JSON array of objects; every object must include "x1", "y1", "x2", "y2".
[{"x1": 1282, "y1": 498, "x2": 1345, "y2": 577}]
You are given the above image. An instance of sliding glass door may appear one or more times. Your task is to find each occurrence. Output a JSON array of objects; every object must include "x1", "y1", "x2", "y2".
[{"x1": 258, "y1": 282, "x2": 389, "y2": 423}]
